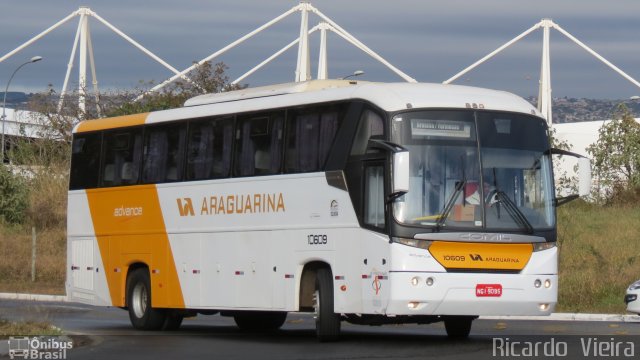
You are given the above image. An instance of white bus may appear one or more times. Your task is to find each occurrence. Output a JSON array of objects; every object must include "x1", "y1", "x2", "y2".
[{"x1": 67, "y1": 80, "x2": 590, "y2": 341}]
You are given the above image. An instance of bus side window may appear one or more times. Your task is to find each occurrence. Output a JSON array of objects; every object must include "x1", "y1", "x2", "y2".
[
  {"x1": 364, "y1": 164, "x2": 385, "y2": 228},
  {"x1": 142, "y1": 123, "x2": 186, "y2": 183},
  {"x1": 70, "y1": 133, "x2": 102, "y2": 190},
  {"x1": 101, "y1": 129, "x2": 142, "y2": 187},
  {"x1": 351, "y1": 109, "x2": 384, "y2": 156},
  {"x1": 235, "y1": 113, "x2": 283, "y2": 177},
  {"x1": 285, "y1": 106, "x2": 342, "y2": 173},
  {"x1": 186, "y1": 117, "x2": 234, "y2": 180}
]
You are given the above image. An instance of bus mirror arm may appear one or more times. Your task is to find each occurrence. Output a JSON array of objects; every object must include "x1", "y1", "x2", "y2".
[
  {"x1": 547, "y1": 147, "x2": 592, "y2": 206},
  {"x1": 367, "y1": 139, "x2": 408, "y2": 153},
  {"x1": 385, "y1": 191, "x2": 406, "y2": 205},
  {"x1": 367, "y1": 140, "x2": 410, "y2": 196}
]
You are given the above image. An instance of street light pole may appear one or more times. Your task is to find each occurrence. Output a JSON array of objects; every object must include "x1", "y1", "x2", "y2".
[
  {"x1": 340, "y1": 70, "x2": 364, "y2": 80},
  {"x1": 1, "y1": 56, "x2": 43, "y2": 163}
]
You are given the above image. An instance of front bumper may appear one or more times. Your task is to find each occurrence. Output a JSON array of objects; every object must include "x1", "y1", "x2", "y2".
[{"x1": 385, "y1": 271, "x2": 557, "y2": 316}]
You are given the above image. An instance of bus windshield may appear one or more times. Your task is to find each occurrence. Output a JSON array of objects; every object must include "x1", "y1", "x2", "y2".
[{"x1": 391, "y1": 110, "x2": 554, "y2": 232}]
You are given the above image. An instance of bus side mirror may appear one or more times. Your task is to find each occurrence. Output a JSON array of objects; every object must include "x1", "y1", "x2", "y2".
[
  {"x1": 548, "y1": 148, "x2": 592, "y2": 206},
  {"x1": 393, "y1": 151, "x2": 410, "y2": 194},
  {"x1": 578, "y1": 157, "x2": 591, "y2": 197},
  {"x1": 367, "y1": 139, "x2": 410, "y2": 202}
]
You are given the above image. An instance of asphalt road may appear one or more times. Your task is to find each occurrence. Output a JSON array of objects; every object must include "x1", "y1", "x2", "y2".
[{"x1": 1, "y1": 300, "x2": 640, "y2": 359}]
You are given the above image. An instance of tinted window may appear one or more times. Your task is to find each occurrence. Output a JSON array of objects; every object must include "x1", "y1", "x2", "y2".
[
  {"x1": 102, "y1": 129, "x2": 143, "y2": 187},
  {"x1": 70, "y1": 133, "x2": 102, "y2": 190},
  {"x1": 285, "y1": 105, "x2": 344, "y2": 173},
  {"x1": 364, "y1": 164, "x2": 385, "y2": 228},
  {"x1": 186, "y1": 117, "x2": 234, "y2": 180},
  {"x1": 351, "y1": 109, "x2": 384, "y2": 156},
  {"x1": 235, "y1": 113, "x2": 284, "y2": 176},
  {"x1": 142, "y1": 123, "x2": 187, "y2": 183}
]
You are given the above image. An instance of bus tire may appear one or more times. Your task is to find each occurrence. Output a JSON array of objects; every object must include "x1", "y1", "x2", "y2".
[
  {"x1": 233, "y1": 311, "x2": 287, "y2": 331},
  {"x1": 314, "y1": 267, "x2": 341, "y2": 342},
  {"x1": 162, "y1": 310, "x2": 184, "y2": 331},
  {"x1": 127, "y1": 268, "x2": 166, "y2": 330},
  {"x1": 444, "y1": 316, "x2": 474, "y2": 339}
]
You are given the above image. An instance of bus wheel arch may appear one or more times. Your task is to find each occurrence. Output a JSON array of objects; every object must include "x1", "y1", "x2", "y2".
[
  {"x1": 299, "y1": 261, "x2": 330, "y2": 312},
  {"x1": 298, "y1": 261, "x2": 341, "y2": 341},
  {"x1": 125, "y1": 265, "x2": 166, "y2": 330}
]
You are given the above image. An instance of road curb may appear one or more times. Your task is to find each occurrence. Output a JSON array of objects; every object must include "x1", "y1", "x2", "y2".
[
  {"x1": 481, "y1": 313, "x2": 640, "y2": 322},
  {"x1": 0, "y1": 292, "x2": 67, "y2": 302}
]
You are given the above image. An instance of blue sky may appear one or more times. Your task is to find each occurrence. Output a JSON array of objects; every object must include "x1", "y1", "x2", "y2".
[{"x1": 1, "y1": 1, "x2": 640, "y2": 99}]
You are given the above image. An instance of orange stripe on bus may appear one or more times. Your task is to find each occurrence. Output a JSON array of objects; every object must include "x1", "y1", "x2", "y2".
[
  {"x1": 76, "y1": 113, "x2": 149, "y2": 133},
  {"x1": 86, "y1": 185, "x2": 185, "y2": 309}
]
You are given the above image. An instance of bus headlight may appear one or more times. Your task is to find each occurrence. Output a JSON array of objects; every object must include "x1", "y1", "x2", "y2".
[
  {"x1": 533, "y1": 242, "x2": 556, "y2": 252},
  {"x1": 393, "y1": 237, "x2": 432, "y2": 250}
]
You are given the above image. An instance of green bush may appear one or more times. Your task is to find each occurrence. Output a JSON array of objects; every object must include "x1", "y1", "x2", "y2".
[{"x1": 0, "y1": 166, "x2": 28, "y2": 224}]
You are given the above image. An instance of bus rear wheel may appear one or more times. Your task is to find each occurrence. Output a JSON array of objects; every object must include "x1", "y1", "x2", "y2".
[
  {"x1": 444, "y1": 316, "x2": 474, "y2": 339},
  {"x1": 314, "y1": 267, "x2": 341, "y2": 342},
  {"x1": 127, "y1": 268, "x2": 166, "y2": 330},
  {"x1": 162, "y1": 310, "x2": 184, "y2": 331},
  {"x1": 233, "y1": 311, "x2": 287, "y2": 331}
]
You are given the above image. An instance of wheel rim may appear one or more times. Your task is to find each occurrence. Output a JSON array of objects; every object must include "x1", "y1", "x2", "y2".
[
  {"x1": 132, "y1": 282, "x2": 147, "y2": 319},
  {"x1": 313, "y1": 289, "x2": 320, "y2": 324}
]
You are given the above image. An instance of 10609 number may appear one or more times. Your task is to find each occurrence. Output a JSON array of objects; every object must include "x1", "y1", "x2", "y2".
[{"x1": 308, "y1": 234, "x2": 328, "y2": 245}]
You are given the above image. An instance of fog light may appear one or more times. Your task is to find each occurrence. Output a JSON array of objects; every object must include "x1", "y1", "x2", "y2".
[
  {"x1": 408, "y1": 302, "x2": 419, "y2": 309},
  {"x1": 426, "y1": 277, "x2": 434, "y2": 286},
  {"x1": 411, "y1": 277, "x2": 420, "y2": 286},
  {"x1": 539, "y1": 303, "x2": 549, "y2": 311},
  {"x1": 534, "y1": 279, "x2": 542, "y2": 288},
  {"x1": 544, "y1": 279, "x2": 551, "y2": 288}
]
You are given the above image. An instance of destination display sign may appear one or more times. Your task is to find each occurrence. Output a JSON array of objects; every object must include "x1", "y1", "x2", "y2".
[{"x1": 410, "y1": 119, "x2": 472, "y2": 139}]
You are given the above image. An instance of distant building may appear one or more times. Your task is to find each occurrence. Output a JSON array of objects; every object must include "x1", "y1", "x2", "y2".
[
  {"x1": 553, "y1": 118, "x2": 640, "y2": 195},
  {"x1": 0, "y1": 107, "x2": 51, "y2": 163}
]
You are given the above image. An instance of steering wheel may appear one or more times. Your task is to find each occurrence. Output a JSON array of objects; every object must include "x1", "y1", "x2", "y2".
[{"x1": 485, "y1": 188, "x2": 499, "y2": 206}]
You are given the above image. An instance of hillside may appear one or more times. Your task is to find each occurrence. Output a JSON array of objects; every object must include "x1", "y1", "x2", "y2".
[{"x1": 526, "y1": 96, "x2": 640, "y2": 123}]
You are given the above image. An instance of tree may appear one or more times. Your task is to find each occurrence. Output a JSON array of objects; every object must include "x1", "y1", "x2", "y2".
[
  {"x1": 104, "y1": 61, "x2": 245, "y2": 117},
  {"x1": 586, "y1": 104, "x2": 640, "y2": 200}
]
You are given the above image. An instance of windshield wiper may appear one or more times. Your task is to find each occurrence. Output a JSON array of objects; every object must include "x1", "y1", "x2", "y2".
[
  {"x1": 435, "y1": 180, "x2": 466, "y2": 231},
  {"x1": 494, "y1": 190, "x2": 534, "y2": 234}
]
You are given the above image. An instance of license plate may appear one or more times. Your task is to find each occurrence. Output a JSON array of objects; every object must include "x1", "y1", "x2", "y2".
[{"x1": 476, "y1": 284, "x2": 502, "y2": 297}]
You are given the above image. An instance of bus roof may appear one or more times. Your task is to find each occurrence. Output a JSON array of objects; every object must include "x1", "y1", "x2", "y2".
[{"x1": 74, "y1": 80, "x2": 542, "y2": 133}]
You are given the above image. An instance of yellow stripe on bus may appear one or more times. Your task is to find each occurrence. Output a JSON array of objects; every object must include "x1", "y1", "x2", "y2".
[
  {"x1": 429, "y1": 241, "x2": 533, "y2": 271},
  {"x1": 86, "y1": 185, "x2": 185, "y2": 308},
  {"x1": 76, "y1": 113, "x2": 149, "y2": 133}
]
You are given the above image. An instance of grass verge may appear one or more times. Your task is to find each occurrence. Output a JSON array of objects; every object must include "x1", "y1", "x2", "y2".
[
  {"x1": 557, "y1": 200, "x2": 640, "y2": 313},
  {"x1": 0, "y1": 318, "x2": 63, "y2": 337}
]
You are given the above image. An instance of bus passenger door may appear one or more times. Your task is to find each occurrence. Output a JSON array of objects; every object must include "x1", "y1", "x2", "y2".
[{"x1": 360, "y1": 162, "x2": 390, "y2": 314}]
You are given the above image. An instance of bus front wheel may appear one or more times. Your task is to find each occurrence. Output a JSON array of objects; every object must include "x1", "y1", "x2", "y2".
[
  {"x1": 444, "y1": 316, "x2": 474, "y2": 339},
  {"x1": 314, "y1": 267, "x2": 341, "y2": 342},
  {"x1": 127, "y1": 268, "x2": 166, "y2": 330}
]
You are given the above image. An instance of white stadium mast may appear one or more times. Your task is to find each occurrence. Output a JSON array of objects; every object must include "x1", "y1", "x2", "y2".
[
  {"x1": 140, "y1": 1, "x2": 417, "y2": 100},
  {"x1": 2, "y1": 4, "x2": 640, "y2": 125},
  {"x1": 0, "y1": 7, "x2": 194, "y2": 117},
  {"x1": 443, "y1": 18, "x2": 640, "y2": 125}
]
